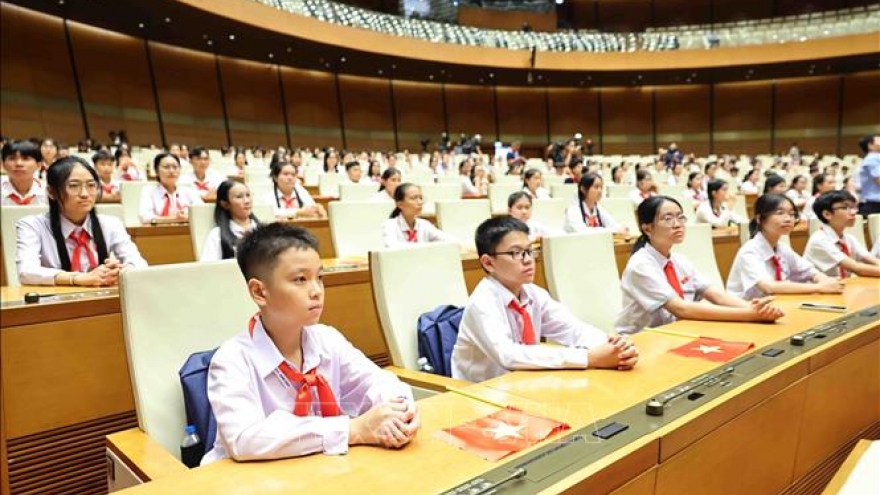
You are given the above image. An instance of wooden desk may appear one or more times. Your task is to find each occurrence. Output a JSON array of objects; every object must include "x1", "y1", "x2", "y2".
[{"x1": 111, "y1": 278, "x2": 880, "y2": 495}]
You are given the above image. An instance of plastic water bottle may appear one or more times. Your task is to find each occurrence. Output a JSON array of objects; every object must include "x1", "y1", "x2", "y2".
[
  {"x1": 417, "y1": 357, "x2": 435, "y2": 374},
  {"x1": 180, "y1": 425, "x2": 202, "y2": 468}
]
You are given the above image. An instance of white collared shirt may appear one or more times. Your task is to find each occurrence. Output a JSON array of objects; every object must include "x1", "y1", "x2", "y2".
[
  {"x1": 200, "y1": 220, "x2": 253, "y2": 262},
  {"x1": 740, "y1": 181, "x2": 759, "y2": 195},
  {"x1": 15, "y1": 213, "x2": 147, "y2": 285},
  {"x1": 203, "y1": 316, "x2": 412, "y2": 464},
  {"x1": 803, "y1": 194, "x2": 820, "y2": 220},
  {"x1": 526, "y1": 219, "x2": 551, "y2": 242},
  {"x1": 461, "y1": 175, "x2": 478, "y2": 195},
  {"x1": 629, "y1": 189, "x2": 655, "y2": 207},
  {"x1": 138, "y1": 183, "x2": 203, "y2": 223},
  {"x1": 564, "y1": 201, "x2": 620, "y2": 233},
  {"x1": 180, "y1": 169, "x2": 226, "y2": 197},
  {"x1": 695, "y1": 202, "x2": 745, "y2": 227},
  {"x1": 451, "y1": 276, "x2": 609, "y2": 383},
  {"x1": 370, "y1": 190, "x2": 394, "y2": 203},
  {"x1": 1, "y1": 178, "x2": 47, "y2": 206},
  {"x1": 523, "y1": 186, "x2": 551, "y2": 200},
  {"x1": 615, "y1": 243, "x2": 709, "y2": 334},
  {"x1": 804, "y1": 224, "x2": 872, "y2": 277},
  {"x1": 261, "y1": 183, "x2": 315, "y2": 217},
  {"x1": 99, "y1": 178, "x2": 121, "y2": 196},
  {"x1": 726, "y1": 232, "x2": 818, "y2": 299},
  {"x1": 382, "y1": 216, "x2": 455, "y2": 248},
  {"x1": 116, "y1": 165, "x2": 143, "y2": 182}
]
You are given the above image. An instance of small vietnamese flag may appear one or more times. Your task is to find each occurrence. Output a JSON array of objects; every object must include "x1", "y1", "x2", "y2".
[
  {"x1": 436, "y1": 407, "x2": 569, "y2": 462},
  {"x1": 669, "y1": 336, "x2": 755, "y2": 362}
]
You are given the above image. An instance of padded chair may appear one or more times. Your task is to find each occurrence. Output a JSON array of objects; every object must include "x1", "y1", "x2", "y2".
[
  {"x1": 869, "y1": 214, "x2": 880, "y2": 250},
  {"x1": 370, "y1": 243, "x2": 468, "y2": 371},
  {"x1": 188, "y1": 204, "x2": 215, "y2": 260},
  {"x1": 732, "y1": 195, "x2": 748, "y2": 221},
  {"x1": 601, "y1": 198, "x2": 639, "y2": 233},
  {"x1": 436, "y1": 199, "x2": 490, "y2": 251},
  {"x1": 674, "y1": 223, "x2": 724, "y2": 287},
  {"x1": 531, "y1": 198, "x2": 568, "y2": 233},
  {"x1": 659, "y1": 184, "x2": 687, "y2": 199},
  {"x1": 339, "y1": 184, "x2": 378, "y2": 201},
  {"x1": 420, "y1": 184, "x2": 460, "y2": 216},
  {"x1": 119, "y1": 261, "x2": 255, "y2": 458},
  {"x1": 808, "y1": 215, "x2": 866, "y2": 248},
  {"x1": 488, "y1": 183, "x2": 521, "y2": 215},
  {"x1": 436, "y1": 176, "x2": 461, "y2": 186},
  {"x1": 120, "y1": 181, "x2": 152, "y2": 227},
  {"x1": 492, "y1": 175, "x2": 521, "y2": 185},
  {"x1": 1, "y1": 205, "x2": 49, "y2": 287},
  {"x1": 94, "y1": 203, "x2": 125, "y2": 223},
  {"x1": 550, "y1": 184, "x2": 577, "y2": 203},
  {"x1": 318, "y1": 173, "x2": 340, "y2": 198},
  {"x1": 542, "y1": 231, "x2": 620, "y2": 333},
  {"x1": 606, "y1": 184, "x2": 633, "y2": 199},
  {"x1": 328, "y1": 201, "x2": 394, "y2": 257}
]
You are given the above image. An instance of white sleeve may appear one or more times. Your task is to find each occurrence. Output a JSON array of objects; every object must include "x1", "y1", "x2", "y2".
[
  {"x1": 200, "y1": 227, "x2": 223, "y2": 262},
  {"x1": 786, "y1": 247, "x2": 819, "y2": 283},
  {"x1": 15, "y1": 216, "x2": 61, "y2": 285},
  {"x1": 804, "y1": 233, "x2": 845, "y2": 274},
  {"x1": 535, "y1": 290, "x2": 610, "y2": 346},
  {"x1": 599, "y1": 205, "x2": 620, "y2": 232},
  {"x1": 727, "y1": 246, "x2": 770, "y2": 297},
  {"x1": 623, "y1": 255, "x2": 678, "y2": 313},
  {"x1": 383, "y1": 218, "x2": 404, "y2": 248},
  {"x1": 423, "y1": 220, "x2": 456, "y2": 244},
  {"x1": 564, "y1": 205, "x2": 587, "y2": 233},
  {"x1": 296, "y1": 184, "x2": 316, "y2": 207}
]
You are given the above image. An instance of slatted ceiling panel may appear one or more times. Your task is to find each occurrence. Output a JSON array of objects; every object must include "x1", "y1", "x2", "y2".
[
  {"x1": 7, "y1": 411, "x2": 137, "y2": 495},
  {"x1": 782, "y1": 421, "x2": 880, "y2": 495}
]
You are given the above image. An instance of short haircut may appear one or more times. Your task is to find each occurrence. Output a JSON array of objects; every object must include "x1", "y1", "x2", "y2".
[
  {"x1": 2, "y1": 140, "x2": 41, "y2": 162},
  {"x1": 189, "y1": 146, "x2": 208, "y2": 160},
  {"x1": 859, "y1": 135, "x2": 878, "y2": 154},
  {"x1": 813, "y1": 190, "x2": 857, "y2": 224},
  {"x1": 507, "y1": 191, "x2": 531, "y2": 208},
  {"x1": 475, "y1": 216, "x2": 529, "y2": 257},
  {"x1": 236, "y1": 223, "x2": 319, "y2": 281},
  {"x1": 345, "y1": 161, "x2": 360, "y2": 172},
  {"x1": 92, "y1": 150, "x2": 114, "y2": 164}
]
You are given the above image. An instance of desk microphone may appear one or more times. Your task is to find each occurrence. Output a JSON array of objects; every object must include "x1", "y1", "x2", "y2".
[
  {"x1": 23, "y1": 292, "x2": 55, "y2": 304},
  {"x1": 645, "y1": 366, "x2": 736, "y2": 416}
]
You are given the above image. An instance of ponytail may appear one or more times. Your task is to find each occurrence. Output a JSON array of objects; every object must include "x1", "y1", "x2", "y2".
[
  {"x1": 631, "y1": 234, "x2": 649, "y2": 254},
  {"x1": 390, "y1": 206, "x2": 402, "y2": 218},
  {"x1": 748, "y1": 218, "x2": 759, "y2": 239}
]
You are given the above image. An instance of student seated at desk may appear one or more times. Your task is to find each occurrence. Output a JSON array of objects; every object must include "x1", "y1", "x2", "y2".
[
  {"x1": 203, "y1": 224, "x2": 418, "y2": 464},
  {"x1": 200, "y1": 181, "x2": 260, "y2": 262},
  {"x1": 804, "y1": 191, "x2": 880, "y2": 278},
  {"x1": 139, "y1": 153, "x2": 203, "y2": 224},
  {"x1": 564, "y1": 173, "x2": 628, "y2": 235},
  {"x1": 265, "y1": 160, "x2": 326, "y2": 220},
  {"x1": 727, "y1": 193, "x2": 845, "y2": 299},
  {"x1": 2, "y1": 140, "x2": 47, "y2": 206},
  {"x1": 16, "y1": 157, "x2": 147, "y2": 286},
  {"x1": 180, "y1": 146, "x2": 224, "y2": 201},
  {"x1": 695, "y1": 179, "x2": 746, "y2": 227},
  {"x1": 451, "y1": 217, "x2": 638, "y2": 383},
  {"x1": 522, "y1": 169, "x2": 551, "y2": 200},
  {"x1": 93, "y1": 150, "x2": 120, "y2": 202},
  {"x1": 382, "y1": 183, "x2": 455, "y2": 247},
  {"x1": 370, "y1": 167, "x2": 400, "y2": 203},
  {"x1": 629, "y1": 170, "x2": 656, "y2": 207},
  {"x1": 615, "y1": 196, "x2": 784, "y2": 335},
  {"x1": 115, "y1": 148, "x2": 143, "y2": 182},
  {"x1": 508, "y1": 191, "x2": 550, "y2": 242}
]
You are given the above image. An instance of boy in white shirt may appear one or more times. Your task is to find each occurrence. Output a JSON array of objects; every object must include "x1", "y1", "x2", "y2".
[
  {"x1": 451, "y1": 216, "x2": 638, "y2": 383},
  {"x1": 203, "y1": 223, "x2": 419, "y2": 464},
  {"x1": 1, "y1": 140, "x2": 47, "y2": 206},
  {"x1": 804, "y1": 190, "x2": 880, "y2": 277}
]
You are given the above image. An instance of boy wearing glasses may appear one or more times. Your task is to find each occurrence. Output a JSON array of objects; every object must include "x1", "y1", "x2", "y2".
[
  {"x1": 804, "y1": 191, "x2": 880, "y2": 278},
  {"x1": 450, "y1": 217, "x2": 638, "y2": 383}
]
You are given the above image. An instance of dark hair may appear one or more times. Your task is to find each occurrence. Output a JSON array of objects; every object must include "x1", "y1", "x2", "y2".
[
  {"x1": 236, "y1": 223, "x2": 319, "y2": 281},
  {"x1": 744, "y1": 169, "x2": 758, "y2": 182},
  {"x1": 811, "y1": 172, "x2": 831, "y2": 195},
  {"x1": 92, "y1": 150, "x2": 113, "y2": 165},
  {"x1": 763, "y1": 174, "x2": 786, "y2": 194},
  {"x1": 507, "y1": 191, "x2": 532, "y2": 208},
  {"x1": 389, "y1": 182, "x2": 419, "y2": 218},
  {"x1": 2, "y1": 140, "x2": 42, "y2": 162},
  {"x1": 522, "y1": 168, "x2": 541, "y2": 189},
  {"x1": 611, "y1": 166, "x2": 622, "y2": 183},
  {"x1": 632, "y1": 196, "x2": 683, "y2": 253},
  {"x1": 789, "y1": 174, "x2": 806, "y2": 190},
  {"x1": 344, "y1": 161, "x2": 360, "y2": 172},
  {"x1": 706, "y1": 179, "x2": 727, "y2": 205},
  {"x1": 687, "y1": 171, "x2": 701, "y2": 188},
  {"x1": 704, "y1": 162, "x2": 716, "y2": 174},
  {"x1": 189, "y1": 146, "x2": 208, "y2": 160},
  {"x1": 152, "y1": 153, "x2": 180, "y2": 182},
  {"x1": 575, "y1": 173, "x2": 603, "y2": 227},
  {"x1": 378, "y1": 167, "x2": 400, "y2": 192},
  {"x1": 234, "y1": 151, "x2": 247, "y2": 166},
  {"x1": 812, "y1": 190, "x2": 857, "y2": 224},
  {"x1": 367, "y1": 160, "x2": 381, "y2": 177},
  {"x1": 859, "y1": 135, "x2": 878, "y2": 154},
  {"x1": 269, "y1": 160, "x2": 302, "y2": 209},
  {"x1": 749, "y1": 193, "x2": 798, "y2": 238},
  {"x1": 636, "y1": 170, "x2": 652, "y2": 184},
  {"x1": 323, "y1": 150, "x2": 338, "y2": 172},
  {"x1": 214, "y1": 181, "x2": 260, "y2": 259},
  {"x1": 475, "y1": 216, "x2": 530, "y2": 257},
  {"x1": 45, "y1": 157, "x2": 109, "y2": 271},
  {"x1": 114, "y1": 148, "x2": 131, "y2": 161}
]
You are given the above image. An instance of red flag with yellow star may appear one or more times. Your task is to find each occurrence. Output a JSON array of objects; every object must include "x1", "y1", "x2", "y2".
[
  {"x1": 669, "y1": 336, "x2": 755, "y2": 362},
  {"x1": 436, "y1": 407, "x2": 569, "y2": 461}
]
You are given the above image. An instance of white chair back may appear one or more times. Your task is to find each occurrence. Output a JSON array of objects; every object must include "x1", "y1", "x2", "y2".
[
  {"x1": 339, "y1": 184, "x2": 378, "y2": 202},
  {"x1": 252, "y1": 204, "x2": 275, "y2": 224},
  {"x1": 673, "y1": 223, "x2": 724, "y2": 287},
  {"x1": 542, "y1": 231, "x2": 620, "y2": 333},
  {"x1": 1, "y1": 205, "x2": 49, "y2": 287},
  {"x1": 606, "y1": 184, "x2": 633, "y2": 199},
  {"x1": 370, "y1": 243, "x2": 468, "y2": 370},
  {"x1": 120, "y1": 181, "x2": 151, "y2": 227},
  {"x1": 869, "y1": 214, "x2": 880, "y2": 250},
  {"x1": 601, "y1": 198, "x2": 639, "y2": 233},
  {"x1": 732, "y1": 195, "x2": 748, "y2": 220},
  {"x1": 739, "y1": 222, "x2": 790, "y2": 246},
  {"x1": 436, "y1": 176, "x2": 461, "y2": 186},
  {"x1": 94, "y1": 203, "x2": 125, "y2": 223},
  {"x1": 530, "y1": 199, "x2": 568, "y2": 233},
  {"x1": 328, "y1": 201, "x2": 394, "y2": 258},
  {"x1": 304, "y1": 167, "x2": 320, "y2": 187},
  {"x1": 488, "y1": 183, "x2": 522, "y2": 215},
  {"x1": 319, "y1": 173, "x2": 340, "y2": 198},
  {"x1": 550, "y1": 184, "x2": 578, "y2": 203},
  {"x1": 188, "y1": 204, "x2": 215, "y2": 259},
  {"x1": 420, "y1": 184, "x2": 460, "y2": 216},
  {"x1": 436, "y1": 199, "x2": 491, "y2": 251},
  {"x1": 119, "y1": 261, "x2": 255, "y2": 457},
  {"x1": 493, "y1": 175, "x2": 521, "y2": 185}
]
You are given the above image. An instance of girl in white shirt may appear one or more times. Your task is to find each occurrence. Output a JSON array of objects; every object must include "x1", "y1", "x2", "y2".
[
  {"x1": 459, "y1": 158, "x2": 479, "y2": 196},
  {"x1": 268, "y1": 160, "x2": 325, "y2": 219},
  {"x1": 382, "y1": 183, "x2": 455, "y2": 247},
  {"x1": 564, "y1": 173, "x2": 628, "y2": 235},
  {"x1": 115, "y1": 149, "x2": 143, "y2": 182},
  {"x1": 785, "y1": 175, "x2": 809, "y2": 214},
  {"x1": 370, "y1": 167, "x2": 401, "y2": 203},
  {"x1": 629, "y1": 170, "x2": 656, "y2": 206},
  {"x1": 200, "y1": 181, "x2": 260, "y2": 262},
  {"x1": 522, "y1": 169, "x2": 551, "y2": 200},
  {"x1": 804, "y1": 172, "x2": 836, "y2": 220},
  {"x1": 739, "y1": 169, "x2": 760, "y2": 195},
  {"x1": 16, "y1": 156, "x2": 147, "y2": 286},
  {"x1": 615, "y1": 196, "x2": 783, "y2": 334},
  {"x1": 471, "y1": 165, "x2": 490, "y2": 196},
  {"x1": 696, "y1": 179, "x2": 745, "y2": 227},
  {"x1": 727, "y1": 193, "x2": 844, "y2": 299},
  {"x1": 507, "y1": 191, "x2": 550, "y2": 242},
  {"x1": 139, "y1": 153, "x2": 204, "y2": 224},
  {"x1": 687, "y1": 171, "x2": 707, "y2": 207}
]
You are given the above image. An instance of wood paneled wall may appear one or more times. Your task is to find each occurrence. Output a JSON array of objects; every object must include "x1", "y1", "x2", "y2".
[{"x1": 2, "y1": 4, "x2": 878, "y2": 156}]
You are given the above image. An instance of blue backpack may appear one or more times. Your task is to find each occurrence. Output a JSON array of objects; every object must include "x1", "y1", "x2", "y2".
[
  {"x1": 417, "y1": 305, "x2": 464, "y2": 377},
  {"x1": 179, "y1": 349, "x2": 218, "y2": 459}
]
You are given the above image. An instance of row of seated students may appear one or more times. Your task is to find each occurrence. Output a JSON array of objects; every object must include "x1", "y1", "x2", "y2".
[{"x1": 6, "y1": 150, "x2": 880, "y2": 464}]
